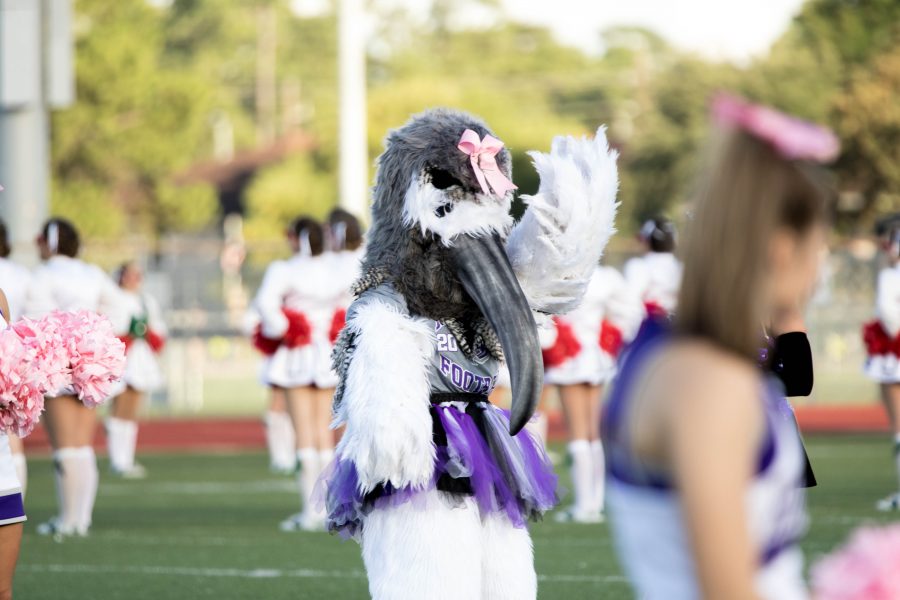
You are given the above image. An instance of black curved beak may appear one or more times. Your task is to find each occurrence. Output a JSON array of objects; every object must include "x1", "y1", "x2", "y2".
[{"x1": 450, "y1": 234, "x2": 542, "y2": 435}]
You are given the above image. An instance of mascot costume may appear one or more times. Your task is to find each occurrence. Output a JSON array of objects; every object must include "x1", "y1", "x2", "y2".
[{"x1": 320, "y1": 108, "x2": 619, "y2": 599}]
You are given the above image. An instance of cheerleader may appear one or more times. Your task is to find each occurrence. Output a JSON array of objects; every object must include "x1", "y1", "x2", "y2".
[
  {"x1": 252, "y1": 217, "x2": 345, "y2": 531},
  {"x1": 325, "y1": 207, "x2": 364, "y2": 349},
  {"x1": 106, "y1": 262, "x2": 166, "y2": 479},
  {"x1": 0, "y1": 219, "x2": 31, "y2": 495},
  {"x1": 604, "y1": 94, "x2": 836, "y2": 599},
  {"x1": 26, "y1": 218, "x2": 124, "y2": 537},
  {"x1": 624, "y1": 217, "x2": 682, "y2": 317},
  {"x1": 0, "y1": 288, "x2": 25, "y2": 600},
  {"x1": 862, "y1": 216, "x2": 900, "y2": 511},
  {"x1": 544, "y1": 265, "x2": 642, "y2": 523}
]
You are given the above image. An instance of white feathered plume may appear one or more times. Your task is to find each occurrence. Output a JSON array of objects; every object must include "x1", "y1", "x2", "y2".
[{"x1": 506, "y1": 127, "x2": 619, "y2": 315}]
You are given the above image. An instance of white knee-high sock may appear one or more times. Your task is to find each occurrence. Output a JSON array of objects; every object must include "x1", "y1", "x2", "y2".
[
  {"x1": 122, "y1": 420, "x2": 138, "y2": 470},
  {"x1": 568, "y1": 439, "x2": 593, "y2": 515},
  {"x1": 75, "y1": 446, "x2": 99, "y2": 534},
  {"x1": 296, "y1": 448, "x2": 319, "y2": 514},
  {"x1": 106, "y1": 418, "x2": 127, "y2": 472},
  {"x1": 590, "y1": 439, "x2": 606, "y2": 513},
  {"x1": 11, "y1": 453, "x2": 26, "y2": 498},
  {"x1": 53, "y1": 448, "x2": 83, "y2": 533},
  {"x1": 265, "y1": 411, "x2": 295, "y2": 471}
]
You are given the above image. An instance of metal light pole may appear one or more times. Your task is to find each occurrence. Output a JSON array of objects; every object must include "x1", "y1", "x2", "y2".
[
  {"x1": 337, "y1": 0, "x2": 368, "y2": 220},
  {"x1": 0, "y1": 0, "x2": 73, "y2": 263}
]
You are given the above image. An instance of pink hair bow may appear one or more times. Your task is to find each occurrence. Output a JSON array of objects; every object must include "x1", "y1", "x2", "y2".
[
  {"x1": 712, "y1": 93, "x2": 840, "y2": 163},
  {"x1": 457, "y1": 129, "x2": 518, "y2": 197}
]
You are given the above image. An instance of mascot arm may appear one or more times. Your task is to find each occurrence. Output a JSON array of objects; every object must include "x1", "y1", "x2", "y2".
[
  {"x1": 506, "y1": 127, "x2": 619, "y2": 315},
  {"x1": 335, "y1": 298, "x2": 436, "y2": 493}
]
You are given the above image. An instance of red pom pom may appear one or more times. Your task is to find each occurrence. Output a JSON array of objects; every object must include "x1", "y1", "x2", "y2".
[
  {"x1": 145, "y1": 329, "x2": 166, "y2": 353},
  {"x1": 118, "y1": 335, "x2": 134, "y2": 351},
  {"x1": 251, "y1": 309, "x2": 313, "y2": 355},
  {"x1": 863, "y1": 320, "x2": 892, "y2": 356},
  {"x1": 599, "y1": 319, "x2": 624, "y2": 356},
  {"x1": 330, "y1": 309, "x2": 347, "y2": 344},
  {"x1": 282, "y1": 309, "x2": 312, "y2": 348},
  {"x1": 542, "y1": 317, "x2": 582, "y2": 368},
  {"x1": 252, "y1": 327, "x2": 281, "y2": 356}
]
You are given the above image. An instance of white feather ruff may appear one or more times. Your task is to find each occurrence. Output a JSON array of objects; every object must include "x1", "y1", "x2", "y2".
[
  {"x1": 334, "y1": 297, "x2": 437, "y2": 493},
  {"x1": 506, "y1": 127, "x2": 620, "y2": 315},
  {"x1": 402, "y1": 178, "x2": 514, "y2": 246}
]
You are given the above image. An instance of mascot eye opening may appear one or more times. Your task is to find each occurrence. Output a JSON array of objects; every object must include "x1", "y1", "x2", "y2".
[
  {"x1": 434, "y1": 202, "x2": 454, "y2": 218},
  {"x1": 427, "y1": 166, "x2": 462, "y2": 191}
]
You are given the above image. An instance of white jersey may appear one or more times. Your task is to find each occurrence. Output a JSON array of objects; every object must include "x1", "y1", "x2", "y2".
[
  {"x1": 329, "y1": 247, "x2": 364, "y2": 313},
  {"x1": 0, "y1": 258, "x2": 31, "y2": 322},
  {"x1": 624, "y1": 252, "x2": 682, "y2": 315},
  {"x1": 25, "y1": 255, "x2": 123, "y2": 319},
  {"x1": 544, "y1": 266, "x2": 643, "y2": 386},
  {"x1": 864, "y1": 265, "x2": 900, "y2": 382},
  {"x1": 253, "y1": 253, "x2": 347, "y2": 388},
  {"x1": 108, "y1": 290, "x2": 167, "y2": 394}
]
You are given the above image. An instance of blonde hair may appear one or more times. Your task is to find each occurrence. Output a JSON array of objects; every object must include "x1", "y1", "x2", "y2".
[{"x1": 675, "y1": 130, "x2": 830, "y2": 359}]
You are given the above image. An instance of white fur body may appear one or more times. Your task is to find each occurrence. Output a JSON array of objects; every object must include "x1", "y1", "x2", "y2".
[
  {"x1": 333, "y1": 295, "x2": 437, "y2": 492},
  {"x1": 507, "y1": 128, "x2": 619, "y2": 316},
  {"x1": 361, "y1": 489, "x2": 537, "y2": 600}
]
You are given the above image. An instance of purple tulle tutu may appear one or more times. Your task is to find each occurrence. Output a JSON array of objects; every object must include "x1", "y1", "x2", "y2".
[{"x1": 318, "y1": 399, "x2": 558, "y2": 539}]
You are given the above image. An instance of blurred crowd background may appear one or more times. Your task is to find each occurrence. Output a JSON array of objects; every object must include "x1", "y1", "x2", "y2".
[{"x1": 4, "y1": 0, "x2": 900, "y2": 416}]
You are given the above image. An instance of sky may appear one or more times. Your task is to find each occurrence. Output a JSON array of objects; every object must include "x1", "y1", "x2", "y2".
[{"x1": 293, "y1": 0, "x2": 809, "y2": 64}]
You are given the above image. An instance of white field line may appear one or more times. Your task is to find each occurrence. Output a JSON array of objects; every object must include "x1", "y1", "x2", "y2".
[
  {"x1": 100, "y1": 480, "x2": 296, "y2": 496},
  {"x1": 16, "y1": 563, "x2": 628, "y2": 584}
]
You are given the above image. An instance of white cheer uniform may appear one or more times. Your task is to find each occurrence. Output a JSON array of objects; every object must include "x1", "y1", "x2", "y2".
[
  {"x1": 0, "y1": 313, "x2": 26, "y2": 525},
  {"x1": 254, "y1": 253, "x2": 347, "y2": 389},
  {"x1": 864, "y1": 265, "x2": 900, "y2": 382},
  {"x1": 109, "y1": 291, "x2": 167, "y2": 395},
  {"x1": 0, "y1": 257, "x2": 32, "y2": 321},
  {"x1": 623, "y1": 251, "x2": 682, "y2": 315},
  {"x1": 544, "y1": 267, "x2": 643, "y2": 386}
]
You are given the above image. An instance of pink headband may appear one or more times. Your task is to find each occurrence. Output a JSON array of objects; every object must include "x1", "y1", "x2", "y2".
[{"x1": 711, "y1": 93, "x2": 840, "y2": 163}]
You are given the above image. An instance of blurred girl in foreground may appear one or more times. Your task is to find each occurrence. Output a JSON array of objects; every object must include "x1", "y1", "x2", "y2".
[{"x1": 604, "y1": 95, "x2": 837, "y2": 600}]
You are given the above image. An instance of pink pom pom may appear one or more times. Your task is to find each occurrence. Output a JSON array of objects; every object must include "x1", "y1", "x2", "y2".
[
  {"x1": 47, "y1": 311, "x2": 126, "y2": 407},
  {"x1": 0, "y1": 327, "x2": 48, "y2": 437},
  {"x1": 0, "y1": 310, "x2": 126, "y2": 436},
  {"x1": 812, "y1": 524, "x2": 900, "y2": 600}
]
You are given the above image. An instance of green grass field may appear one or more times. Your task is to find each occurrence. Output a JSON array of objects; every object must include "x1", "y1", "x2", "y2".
[{"x1": 13, "y1": 435, "x2": 900, "y2": 600}]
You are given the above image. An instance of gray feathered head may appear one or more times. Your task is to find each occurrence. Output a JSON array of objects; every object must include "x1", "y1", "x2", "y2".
[{"x1": 357, "y1": 108, "x2": 542, "y2": 434}]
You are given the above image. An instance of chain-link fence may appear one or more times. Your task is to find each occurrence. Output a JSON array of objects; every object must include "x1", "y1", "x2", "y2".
[{"x1": 75, "y1": 235, "x2": 884, "y2": 417}]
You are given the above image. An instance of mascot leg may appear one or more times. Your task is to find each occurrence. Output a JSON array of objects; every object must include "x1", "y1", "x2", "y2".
[
  {"x1": 481, "y1": 514, "x2": 537, "y2": 600},
  {"x1": 361, "y1": 490, "x2": 482, "y2": 600}
]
